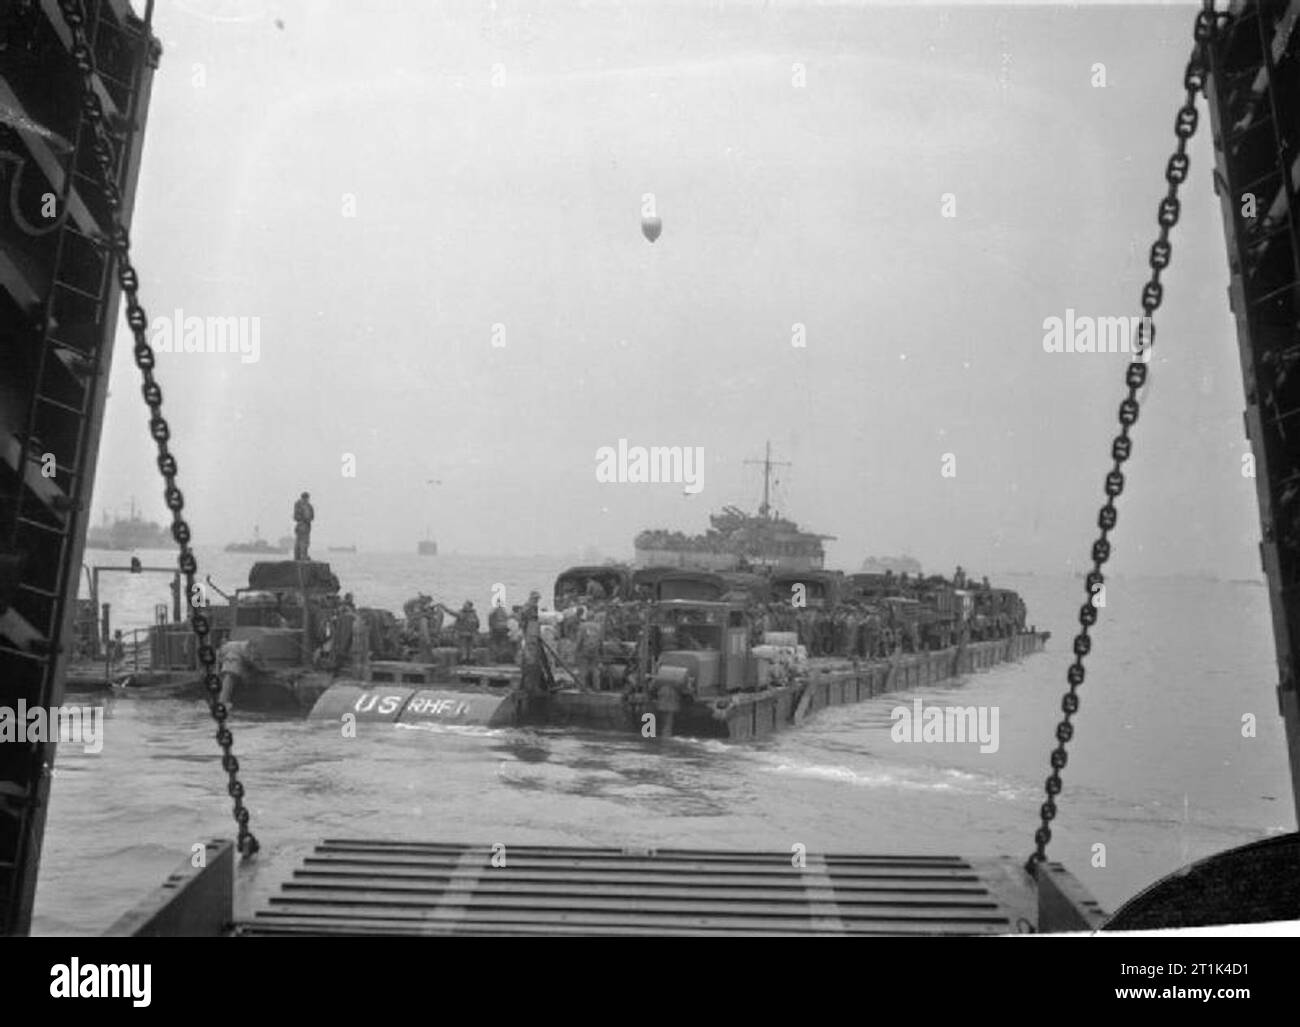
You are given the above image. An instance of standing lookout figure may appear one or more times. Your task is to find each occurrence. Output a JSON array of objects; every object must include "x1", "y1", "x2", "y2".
[{"x1": 293, "y1": 491, "x2": 314, "y2": 561}]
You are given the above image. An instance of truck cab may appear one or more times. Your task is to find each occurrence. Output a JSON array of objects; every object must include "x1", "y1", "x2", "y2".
[
  {"x1": 222, "y1": 560, "x2": 340, "y2": 667},
  {"x1": 649, "y1": 599, "x2": 751, "y2": 696}
]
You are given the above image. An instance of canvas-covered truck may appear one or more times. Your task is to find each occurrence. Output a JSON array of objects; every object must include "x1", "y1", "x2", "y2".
[
  {"x1": 632, "y1": 568, "x2": 728, "y2": 602},
  {"x1": 554, "y1": 564, "x2": 634, "y2": 607}
]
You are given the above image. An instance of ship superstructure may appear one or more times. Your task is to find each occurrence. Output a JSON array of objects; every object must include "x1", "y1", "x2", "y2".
[
  {"x1": 86, "y1": 498, "x2": 171, "y2": 549},
  {"x1": 634, "y1": 443, "x2": 834, "y2": 572}
]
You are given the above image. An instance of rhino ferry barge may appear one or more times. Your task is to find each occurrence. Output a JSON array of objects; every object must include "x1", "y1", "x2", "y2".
[{"x1": 309, "y1": 520, "x2": 1049, "y2": 741}]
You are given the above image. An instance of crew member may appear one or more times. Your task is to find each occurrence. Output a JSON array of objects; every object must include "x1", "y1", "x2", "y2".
[
  {"x1": 349, "y1": 603, "x2": 370, "y2": 678},
  {"x1": 293, "y1": 491, "x2": 314, "y2": 561},
  {"x1": 404, "y1": 593, "x2": 435, "y2": 661},
  {"x1": 488, "y1": 601, "x2": 511, "y2": 663},
  {"x1": 520, "y1": 590, "x2": 541, "y2": 627},
  {"x1": 519, "y1": 613, "x2": 543, "y2": 693},
  {"x1": 575, "y1": 612, "x2": 605, "y2": 691},
  {"x1": 330, "y1": 598, "x2": 354, "y2": 673},
  {"x1": 452, "y1": 600, "x2": 479, "y2": 663}
]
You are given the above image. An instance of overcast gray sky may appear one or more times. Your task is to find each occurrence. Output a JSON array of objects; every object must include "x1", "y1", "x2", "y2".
[{"x1": 92, "y1": 1, "x2": 1259, "y2": 577}]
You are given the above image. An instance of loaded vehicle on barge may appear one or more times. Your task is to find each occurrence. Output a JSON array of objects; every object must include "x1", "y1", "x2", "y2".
[{"x1": 308, "y1": 490, "x2": 1049, "y2": 740}]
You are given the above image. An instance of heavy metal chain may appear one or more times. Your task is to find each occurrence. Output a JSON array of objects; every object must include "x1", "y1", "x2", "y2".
[
  {"x1": 56, "y1": 0, "x2": 258, "y2": 857},
  {"x1": 1027, "y1": 2, "x2": 1222, "y2": 875}
]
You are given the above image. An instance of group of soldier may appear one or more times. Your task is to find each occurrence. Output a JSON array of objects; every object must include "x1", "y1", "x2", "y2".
[
  {"x1": 746, "y1": 601, "x2": 917, "y2": 659},
  {"x1": 398, "y1": 590, "x2": 546, "y2": 668}
]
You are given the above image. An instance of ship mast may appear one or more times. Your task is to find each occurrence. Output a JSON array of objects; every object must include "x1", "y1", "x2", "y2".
[{"x1": 744, "y1": 441, "x2": 792, "y2": 520}]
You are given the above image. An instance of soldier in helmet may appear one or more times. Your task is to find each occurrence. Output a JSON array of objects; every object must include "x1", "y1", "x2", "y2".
[
  {"x1": 518, "y1": 591, "x2": 545, "y2": 693},
  {"x1": 574, "y1": 610, "x2": 605, "y2": 691},
  {"x1": 487, "y1": 600, "x2": 511, "y2": 662},
  {"x1": 448, "y1": 600, "x2": 479, "y2": 663},
  {"x1": 293, "y1": 491, "x2": 314, "y2": 561}
]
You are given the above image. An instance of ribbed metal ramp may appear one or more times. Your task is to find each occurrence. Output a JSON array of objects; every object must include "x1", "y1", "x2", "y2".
[{"x1": 237, "y1": 839, "x2": 1035, "y2": 936}]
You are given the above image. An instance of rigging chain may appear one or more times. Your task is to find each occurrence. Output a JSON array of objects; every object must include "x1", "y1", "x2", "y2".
[
  {"x1": 56, "y1": 0, "x2": 259, "y2": 857},
  {"x1": 1026, "y1": 1, "x2": 1225, "y2": 875}
]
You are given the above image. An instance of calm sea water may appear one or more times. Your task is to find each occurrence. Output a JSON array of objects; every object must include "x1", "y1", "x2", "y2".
[{"x1": 29, "y1": 548, "x2": 1294, "y2": 934}]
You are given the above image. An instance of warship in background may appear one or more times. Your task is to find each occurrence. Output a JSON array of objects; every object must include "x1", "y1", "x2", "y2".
[
  {"x1": 224, "y1": 526, "x2": 288, "y2": 555},
  {"x1": 85, "y1": 499, "x2": 172, "y2": 550},
  {"x1": 633, "y1": 443, "x2": 833, "y2": 572}
]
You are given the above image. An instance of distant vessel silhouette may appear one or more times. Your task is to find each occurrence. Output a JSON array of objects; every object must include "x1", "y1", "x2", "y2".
[
  {"x1": 633, "y1": 443, "x2": 833, "y2": 572},
  {"x1": 225, "y1": 526, "x2": 288, "y2": 555},
  {"x1": 86, "y1": 499, "x2": 172, "y2": 550}
]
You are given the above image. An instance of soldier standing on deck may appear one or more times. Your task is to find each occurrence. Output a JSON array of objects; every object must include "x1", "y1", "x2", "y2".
[
  {"x1": 519, "y1": 591, "x2": 544, "y2": 693},
  {"x1": 350, "y1": 602, "x2": 370, "y2": 679},
  {"x1": 575, "y1": 611, "x2": 605, "y2": 691},
  {"x1": 293, "y1": 492, "x2": 314, "y2": 561},
  {"x1": 488, "y1": 601, "x2": 511, "y2": 662},
  {"x1": 451, "y1": 601, "x2": 479, "y2": 663}
]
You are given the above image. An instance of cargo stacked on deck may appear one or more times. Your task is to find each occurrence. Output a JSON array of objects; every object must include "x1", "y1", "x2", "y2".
[{"x1": 0, "y1": 0, "x2": 160, "y2": 935}]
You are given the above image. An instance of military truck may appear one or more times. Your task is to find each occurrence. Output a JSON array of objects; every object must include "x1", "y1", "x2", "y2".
[
  {"x1": 645, "y1": 598, "x2": 755, "y2": 695},
  {"x1": 213, "y1": 561, "x2": 354, "y2": 710},
  {"x1": 554, "y1": 564, "x2": 633, "y2": 607}
]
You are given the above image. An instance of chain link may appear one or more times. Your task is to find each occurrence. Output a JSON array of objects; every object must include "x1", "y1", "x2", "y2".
[
  {"x1": 56, "y1": 0, "x2": 258, "y2": 858},
  {"x1": 1026, "y1": 3, "x2": 1221, "y2": 875}
]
